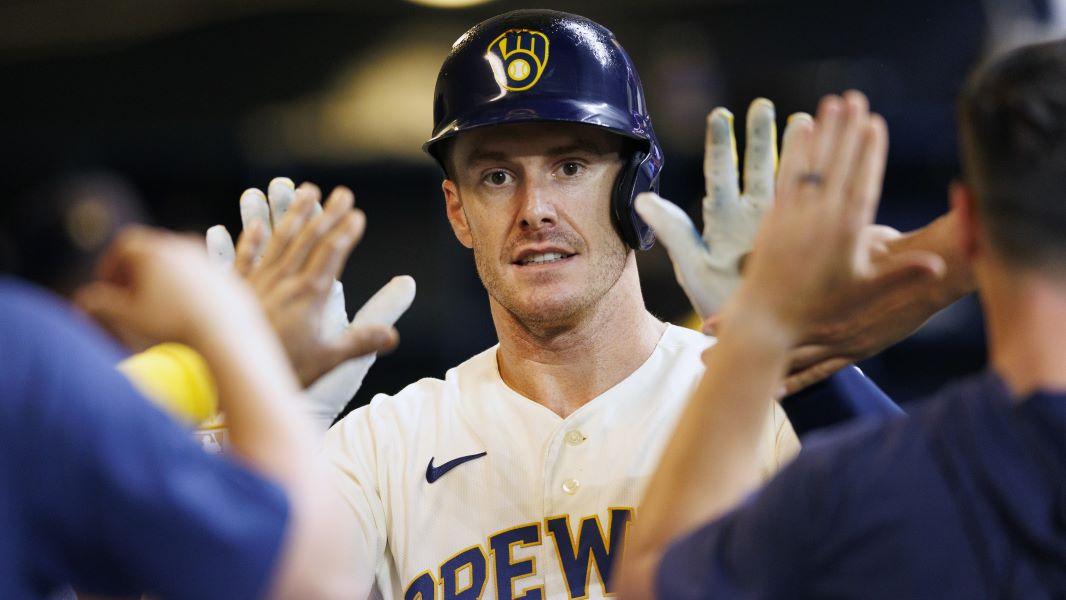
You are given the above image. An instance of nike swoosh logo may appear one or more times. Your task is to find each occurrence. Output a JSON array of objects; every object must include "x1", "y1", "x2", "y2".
[{"x1": 426, "y1": 452, "x2": 487, "y2": 484}]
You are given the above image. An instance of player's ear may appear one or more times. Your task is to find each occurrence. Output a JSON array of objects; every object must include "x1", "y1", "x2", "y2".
[
  {"x1": 443, "y1": 179, "x2": 474, "y2": 249},
  {"x1": 949, "y1": 180, "x2": 980, "y2": 262}
]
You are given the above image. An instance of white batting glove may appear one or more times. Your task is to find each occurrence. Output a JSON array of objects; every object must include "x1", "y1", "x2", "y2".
[
  {"x1": 207, "y1": 177, "x2": 416, "y2": 434},
  {"x1": 636, "y1": 98, "x2": 778, "y2": 319},
  {"x1": 302, "y1": 275, "x2": 415, "y2": 432}
]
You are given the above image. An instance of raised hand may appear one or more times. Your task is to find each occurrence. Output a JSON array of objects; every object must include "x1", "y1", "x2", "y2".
[
  {"x1": 635, "y1": 98, "x2": 778, "y2": 318},
  {"x1": 206, "y1": 178, "x2": 416, "y2": 432},
  {"x1": 776, "y1": 212, "x2": 970, "y2": 393},
  {"x1": 77, "y1": 227, "x2": 262, "y2": 347},
  {"x1": 723, "y1": 92, "x2": 946, "y2": 353},
  {"x1": 639, "y1": 95, "x2": 964, "y2": 392}
]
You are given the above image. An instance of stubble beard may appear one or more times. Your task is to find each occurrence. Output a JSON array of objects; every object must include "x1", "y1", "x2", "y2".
[{"x1": 473, "y1": 233, "x2": 630, "y2": 332}]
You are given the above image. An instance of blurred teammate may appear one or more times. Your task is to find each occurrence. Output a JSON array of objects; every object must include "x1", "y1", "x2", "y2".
[
  {"x1": 3, "y1": 229, "x2": 366, "y2": 598},
  {"x1": 3, "y1": 171, "x2": 148, "y2": 298},
  {"x1": 619, "y1": 42, "x2": 1066, "y2": 598}
]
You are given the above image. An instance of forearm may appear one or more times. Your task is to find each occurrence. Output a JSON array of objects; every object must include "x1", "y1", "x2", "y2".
[
  {"x1": 637, "y1": 320, "x2": 788, "y2": 543},
  {"x1": 190, "y1": 308, "x2": 369, "y2": 596},
  {"x1": 267, "y1": 468, "x2": 365, "y2": 598},
  {"x1": 621, "y1": 308, "x2": 791, "y2": 596},
  {"x1": 186, "y1": 296, "x2": 312, "y2": 488}
]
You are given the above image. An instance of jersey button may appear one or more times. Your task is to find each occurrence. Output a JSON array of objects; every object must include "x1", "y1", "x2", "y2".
[
  {"x1": 562, "y1": 478, "x2": 580, "y2": 494},
  {"x1": 564, "y1": 430, "x2": 586, "y2": 446}
]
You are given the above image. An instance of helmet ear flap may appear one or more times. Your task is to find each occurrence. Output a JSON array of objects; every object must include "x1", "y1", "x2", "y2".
[
  {"x1": 612, "y1": 150, "x2": 651, "y2": 250},
  {"x1": 612, "y1": 149, "x2": 660, "y2": 251}
]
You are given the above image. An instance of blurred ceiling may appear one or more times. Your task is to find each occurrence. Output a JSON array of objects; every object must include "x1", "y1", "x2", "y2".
[
  {"x1": 0, "y1": 0, "x2": 756, "y2": 59},
  {"x1": 2, "y1": 0, "x2": 1063, "y2": 181}
]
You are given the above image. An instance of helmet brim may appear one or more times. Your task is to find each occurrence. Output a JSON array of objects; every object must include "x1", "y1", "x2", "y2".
[{"x1": 423, "y1": 95, "x2": 653, "y2": 164}]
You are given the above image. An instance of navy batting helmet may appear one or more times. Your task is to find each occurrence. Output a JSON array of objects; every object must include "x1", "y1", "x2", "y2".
[{"x1": 423, "y1": 9, "x2": 665, "y2": 250}]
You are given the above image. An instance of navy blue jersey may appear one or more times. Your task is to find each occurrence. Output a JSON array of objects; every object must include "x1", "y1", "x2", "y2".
[
  {"x1": 657, "y1": 371, "x2": 1066, "y2": 599},
  {"x1": 0, "y1": 278, "x2": 289, "y2": 599}
]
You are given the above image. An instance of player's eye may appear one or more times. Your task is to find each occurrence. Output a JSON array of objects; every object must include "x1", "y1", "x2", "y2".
[
  {"x1": 482, "y1": 170, "x2": 514, "y2": 187},
  {"x1": 558, "y1": 161, "x2": 585, "y2": 177}
]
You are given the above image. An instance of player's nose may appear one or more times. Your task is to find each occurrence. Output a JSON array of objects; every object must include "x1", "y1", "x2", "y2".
[{"x1": 516, "y1": 181, "x2": 557, "y2": 231}]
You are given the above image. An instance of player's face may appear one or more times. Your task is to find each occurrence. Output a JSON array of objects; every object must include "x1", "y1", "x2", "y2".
[{"x1": 443, "y1": 123, "x2": 629, "y2": 326}]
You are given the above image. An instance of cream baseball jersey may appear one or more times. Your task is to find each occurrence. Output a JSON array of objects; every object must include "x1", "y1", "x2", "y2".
[{"x1": 324, "y1": 325, "x2": 798, "y2": 599}]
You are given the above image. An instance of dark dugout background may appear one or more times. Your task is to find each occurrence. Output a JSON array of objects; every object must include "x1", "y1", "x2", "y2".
[{"x1": 1, "y1": 0, "x2": 1052, "y2": 415}]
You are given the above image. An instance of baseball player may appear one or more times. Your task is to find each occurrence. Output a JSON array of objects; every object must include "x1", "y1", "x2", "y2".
[
  {"x1": 213, "y1": 10, "x2": 948, "y2": 598},
  {"x1": 323, "y1": 11, "x2": 792, "y2": 598}
]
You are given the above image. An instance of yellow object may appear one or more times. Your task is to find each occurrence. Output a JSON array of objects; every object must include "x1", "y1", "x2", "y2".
[
  {"x1": 488, "y1": 29, "x2": 550, "y2": 92},
  {"x1": 119, "y1": 343, "x2": 219, "y2": 425},
  {"x1": 682, "y1": 310, "x2": 705, "y2": 332}
]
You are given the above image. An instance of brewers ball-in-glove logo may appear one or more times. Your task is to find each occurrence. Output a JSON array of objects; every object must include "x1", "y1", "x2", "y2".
[{"x1": 487, "y1": 29, "x2": 550, "y2": 92}]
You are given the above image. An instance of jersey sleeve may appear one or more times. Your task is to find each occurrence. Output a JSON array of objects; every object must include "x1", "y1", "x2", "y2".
[
  {"x1": 0, "y1": 280, "x2": 289, "y2": 599},
  {"x1": 321, "y1": 402, "x2": 390, "y2": 585}
]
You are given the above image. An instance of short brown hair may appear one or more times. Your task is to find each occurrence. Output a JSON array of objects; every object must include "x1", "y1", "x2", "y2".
[{"x1": 959, "y1": 38, "x2": 1066, "y2": 270}]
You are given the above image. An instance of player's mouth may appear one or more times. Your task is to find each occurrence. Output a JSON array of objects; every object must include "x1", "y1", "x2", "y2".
[{"x1": 511, "y1": 247, "x2": 577, "y2": 268}]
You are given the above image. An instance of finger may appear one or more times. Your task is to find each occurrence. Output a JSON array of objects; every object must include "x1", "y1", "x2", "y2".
[
  {"x1": 867, "y1": 249, "x2": 947, "y2": 298},
  {"x1": 742, "y1": 98, "x2": 777, "y2": 208},
  {"x1": 823, "y1": 91, "x2": 871, "y2": 207},
  {"x1": 304, "y1": 210, "x2": 367, "y2": 292},
  {"x1": 328, "y1": 325, "x2": 399, "y2": 366},
  {"x1": 205, "y1": 225, "x2": 236, "y2": 268},
  {"x1": 807, "y1": 95, "x2": 844, "y2": 178},
  {"x1": 704, "y1": 107, "x2": 740, "y2": 220},
  {"x1": 298, "y1": 181, "x2": 322, "y2": 201},
  {"x1": 94, "y1": 225, "x2": 154, "y2": 284},
  {"x1": 788, "y1": 343, "x2": 836, "y2": 372},
  {"x1": 320, "y1": 281, "x2": 349, "y2": 337},
  {"x1": 844, "y1": 114, "x2": 889, "y2": 232},
  {"x1": 267, "y1": 177, "x2": 296, "y2": 226},
  {"x1": 258, "y1": 193, "x2": 316, "y2": 269},
  {"x1": 74, "y1": 284, "x2": 144, "y2": 347},
  {"x1": 738, "y1": 251, "x2": 752, "y2": 274},
  {"x1": 297, "y1": 181, "x2": 324, "y2": 218},
  {"x1": 783, "y1": 358, "x2": 851, "y2": 395},
  {"x1": 239, "y1": 188, "x2": 272, "y2": 254},
  {"x1": 280, "y1": 186, "x2": 354, "y2": 276},
  {"x1": 700, "y1": 313, "x2": 721, "y2": 336},
  {"x1": 74, "y1": 281, "x2": 134, "y2": 326},
  {"x1": 859, "y1": 223, "x2": 903, "y2": 254},
  {"x1": 776, "y1": 113, "x2": 814, "y2": 206},
  {"x1": 234, "y1": 221, "x2": 267, "y2": 277},
  {"x1": 635, "y1": 192, "x2": 718, "y2": 318},
  {"x1": 351, "y1": 275, "x2": 417, "y2": 328}
]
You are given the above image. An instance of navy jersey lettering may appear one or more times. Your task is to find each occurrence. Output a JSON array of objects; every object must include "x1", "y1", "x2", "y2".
[{"x1": 545, "y1": 508, "x2": 633, "y2": 598}]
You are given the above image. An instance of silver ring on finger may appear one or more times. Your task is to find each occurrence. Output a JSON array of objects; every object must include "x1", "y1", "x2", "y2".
[{"x1": 798, "y1": 172, "x2": 825, "y2": 186}]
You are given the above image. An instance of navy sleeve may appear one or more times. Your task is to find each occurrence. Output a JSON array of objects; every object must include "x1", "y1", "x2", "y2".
[
  {"x1": 654, "y1": 468, "x2": 824, "y2": 599},
  {"x1": 655, "y1": 407, "x2": 950, "y2": 600},
  {"x1": 0, "y1": 279, "x2": 289, "y2": 599},
  {"x1": 653, "y1": 428, "x2": 858, "y2": 599},
  {"x1": 780, "y1": 366, "x2": 903, "y2": 438}
]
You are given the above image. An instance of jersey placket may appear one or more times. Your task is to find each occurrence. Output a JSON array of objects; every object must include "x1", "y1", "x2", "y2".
[{"x1": 539, "y1": 409, "x2": 597, "y2": 598}]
